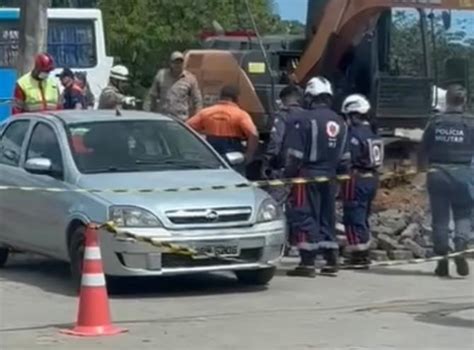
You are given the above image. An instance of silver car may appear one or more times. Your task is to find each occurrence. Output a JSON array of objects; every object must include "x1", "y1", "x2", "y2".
[{"x1": 0, "y1": 111, "x2": 286, "y2": 286}]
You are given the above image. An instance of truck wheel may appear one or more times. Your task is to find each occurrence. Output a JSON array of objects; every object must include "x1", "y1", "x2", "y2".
[
  {"x1": 69, "y1": 226, "x2": 85, "y2": 291},
  {"x1": 0, "y1": 247, "x2": 9, "y2": 267},
  {"x1": 235, "y1": 267, "x2": 276, "y2": 286}
]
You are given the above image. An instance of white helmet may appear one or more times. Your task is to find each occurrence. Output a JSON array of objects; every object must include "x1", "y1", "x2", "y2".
[
  {"x1": 305, "y1": 76, "x2": 333, "y2": 97},
  {"x1": 341, "y1": 94, "x2": 371, "y2": 114},
  {"x1": 110, "y1": 65, "x2": 129, "y2": 81}
]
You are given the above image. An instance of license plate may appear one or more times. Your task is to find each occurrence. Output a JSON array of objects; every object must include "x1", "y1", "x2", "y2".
[{"x1": 193, "y1": 241, "x2": 240, "y2": 258}]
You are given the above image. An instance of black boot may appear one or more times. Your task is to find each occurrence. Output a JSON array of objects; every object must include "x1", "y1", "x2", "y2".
[
  {"x1": 287, "y1": 250, "x2": 316, "y2": 278},
  {"x1": 286, "y1": 265, "x2": 317, "y2": 278},
  {"x1": 435, "y1": 259, "x2": 449, "y2": 277},
  {"x1": 454, "y1": 239, "x2": 470, "y2": 277},
  {"x1": 321, "y1": 249, "x2": 339, "y2": 275},
  {"x1": 454, "y1": 256, "x2": 469, "y2": 277},
  {"x1": 356, "y1": 250, "x2": 371, "y2": 269},
  {"x1": 344, "y1": 251, "x2": 370, "y2": 270}
]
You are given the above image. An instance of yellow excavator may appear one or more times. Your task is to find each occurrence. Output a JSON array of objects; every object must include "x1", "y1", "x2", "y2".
[{"x1": 184, "y1": 0, "x2": 473, "y2": 176}]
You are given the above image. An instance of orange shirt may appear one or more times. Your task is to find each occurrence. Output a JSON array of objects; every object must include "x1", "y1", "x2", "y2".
[{"x1": 186, "y1": 101, "x2": 257, "y2": 139}]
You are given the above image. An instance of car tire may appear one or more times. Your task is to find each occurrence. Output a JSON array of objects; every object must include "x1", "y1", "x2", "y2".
[
  {"x1": 69, "y1": 226, "x2": 86, "y2": 291},
  {"x1": 0, "y1": 247, "x2": 9, "y2": 267},
  {"x1": 235, "y1": 267, "x2": 276, "y2": 286}
]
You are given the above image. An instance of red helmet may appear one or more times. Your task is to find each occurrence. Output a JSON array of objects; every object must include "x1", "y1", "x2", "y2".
[{"x1": 34, "y1": 53, "x2": 55, "y2": 73}]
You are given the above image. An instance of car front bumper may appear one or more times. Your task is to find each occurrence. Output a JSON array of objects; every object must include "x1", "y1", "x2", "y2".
[{"x1": 98, "y1": 221, "x2": 286, "y2": 277}]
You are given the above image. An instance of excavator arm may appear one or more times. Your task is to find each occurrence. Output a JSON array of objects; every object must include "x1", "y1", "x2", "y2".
[{"x1": 294, "y1": 0, "x2": 474, "y2": 83}]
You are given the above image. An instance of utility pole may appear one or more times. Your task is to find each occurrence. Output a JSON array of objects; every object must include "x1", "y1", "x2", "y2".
[{"x1": 17, "y1": 0, "x2": 49, "y2": 76}]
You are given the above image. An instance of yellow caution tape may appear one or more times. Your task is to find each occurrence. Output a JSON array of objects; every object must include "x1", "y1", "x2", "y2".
[
  {"x1": 0, "y1": 169, "x2": 419, "y2": 194},
  {"x1": 97, "y1": 222, "x2": 474, "y2": 269},
  {"x1": 99, "y1": 221, "x2": 474, "y2": 268},
  {"x1": 99, "y1": 222, "x2": 247, "y2": 262},
  {"x1": 341, "y1": 248, "x2": 474, "y2": 269},
  {"x1": 100, "y1": 222, "x2": 197, "y2": 257}
]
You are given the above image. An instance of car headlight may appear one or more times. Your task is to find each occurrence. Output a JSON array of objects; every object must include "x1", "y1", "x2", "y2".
[
  {"x1": 256, "y1": 199, "x2": 283, "y2": 223},
  {"x1": 109, "y1": 206, "x2": 162, "y2": 227}
]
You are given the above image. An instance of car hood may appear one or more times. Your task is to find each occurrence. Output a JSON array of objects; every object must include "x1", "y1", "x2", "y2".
[{"x1": 76, "y1": 169, "x2": 263, "y2": 222}]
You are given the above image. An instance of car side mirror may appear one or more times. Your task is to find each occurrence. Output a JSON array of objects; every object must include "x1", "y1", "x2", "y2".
[
  {"x1": 225, "y1": 152, "x2": 245, "y2": 166},
  {"x1": 442, "y1": 11, "x2": 451, "y2": 30},
  {"x1": 24, "y1": 158, "x2": 53, "y2": 175},
  {"x1": 3, "y1": 149, "x2": 18, "y2": 162}
]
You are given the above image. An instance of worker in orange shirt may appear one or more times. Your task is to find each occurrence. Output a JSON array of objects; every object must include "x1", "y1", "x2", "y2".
[{"x1": 187, "y1": 85, "x2": 259, "y2": 170}]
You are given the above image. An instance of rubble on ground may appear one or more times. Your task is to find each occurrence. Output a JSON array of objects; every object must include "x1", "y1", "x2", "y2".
[{"x1": 338, "y1": 174, "x2": 437, "y2": 261}]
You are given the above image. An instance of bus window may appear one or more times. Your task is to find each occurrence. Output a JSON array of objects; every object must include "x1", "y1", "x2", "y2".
[
  {"x1": 0, "y1": 19, "x2": 97, "y2": 69},
  {"x1": 0, "y1": 21, "x2": 19, "y2": 68},
  {"x1": 48, "y1": 19, "x2": 97, "y2": 68}
]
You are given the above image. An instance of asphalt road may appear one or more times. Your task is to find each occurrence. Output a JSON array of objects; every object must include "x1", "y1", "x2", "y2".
[{"x1": 0, "y1": 254, "x2": 473, "y2": 350}]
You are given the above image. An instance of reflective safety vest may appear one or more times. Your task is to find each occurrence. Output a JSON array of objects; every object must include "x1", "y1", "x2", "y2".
[{"x1": 16, "y1": 72, "x2": 59, "y2": 112}]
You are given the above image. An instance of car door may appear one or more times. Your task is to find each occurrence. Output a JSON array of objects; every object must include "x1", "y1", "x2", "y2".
[
  {"x1": 0, "y1": 119, "x2": 32, "y2": 248},
  {"x1": 19, "y1": 120, "x2": 73, "y2": 255}
]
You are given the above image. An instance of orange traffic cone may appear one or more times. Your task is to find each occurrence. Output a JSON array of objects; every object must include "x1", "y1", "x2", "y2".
[{"x1": 61, "y1": 224, "x2": 127, "y2": 337}]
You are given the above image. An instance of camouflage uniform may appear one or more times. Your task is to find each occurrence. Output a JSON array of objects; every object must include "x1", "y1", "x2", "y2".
[
  {"x1": 146, "y1": 68, "x2": 202, "y2": 121},
  {"x1": 98, "y1": 84, "x2": 126, "y2": 110}
]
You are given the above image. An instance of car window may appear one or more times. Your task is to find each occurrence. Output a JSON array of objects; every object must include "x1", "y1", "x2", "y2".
[
  {"x1": 0, "y1": 120, "x2": 30, "y2": 166},
  {"x1": 26, "y1": 123, "x2": 64, "y2": 175},
  {"x1": 68, "y1": 120, "x2": 225, "y2": 174}
]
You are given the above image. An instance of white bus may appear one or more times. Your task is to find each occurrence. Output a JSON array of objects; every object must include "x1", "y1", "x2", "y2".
[{"x1": 0, "y1": 8, "x2": 113, "y2": 120}]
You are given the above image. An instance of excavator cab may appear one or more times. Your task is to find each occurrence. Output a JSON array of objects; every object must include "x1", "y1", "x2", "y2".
[
  {"x1": 187, "y1": 0, "x2": 473, "y2": 140},
  {"x1": 298, "y1": 0, "x2": 474, "y2": 133},
  {"x1": 184, "y1": 0, "x2": 472, "y2": 178},
  {"x1": 344, "y1": 9, "x2": 434, "y2": 131}
]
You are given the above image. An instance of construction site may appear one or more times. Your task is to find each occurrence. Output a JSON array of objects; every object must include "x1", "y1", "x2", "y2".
[{"x1": 0, "y1": 1, "x2": 473, "y2": 349}]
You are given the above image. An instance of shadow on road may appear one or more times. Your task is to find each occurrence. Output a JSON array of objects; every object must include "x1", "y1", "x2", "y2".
[
  {"x1": 354, "y1": 266, "x2": 465, "y2": 279},
  {"x1": 353, "y1": 267, "x2": 435, "y2": 277},
  {"x1": 0, "y1": 254, "x2": 75, "y2": 296},
  {"x1": 109, "y1": 274, "x2": 266, "y2": 299},
  {"x1": 0, "y1": 254, "x2": 267, "y2": 298}
]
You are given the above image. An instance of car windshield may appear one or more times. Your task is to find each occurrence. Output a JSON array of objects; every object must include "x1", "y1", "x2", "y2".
[{"x1": 67, "y1": 120, "x2": 225, "y2": 174}]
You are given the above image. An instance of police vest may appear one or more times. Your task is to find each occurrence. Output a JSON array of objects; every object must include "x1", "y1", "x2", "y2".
[
  {"x1": 350, "y1": 124, "x2": 384, "y2": 170},
  {"x1": 427, "y1": 113, "x2": 474, "y2": 165},
  {"x1": 17, "y1": 73, "x2": 59, "y2": 112}
]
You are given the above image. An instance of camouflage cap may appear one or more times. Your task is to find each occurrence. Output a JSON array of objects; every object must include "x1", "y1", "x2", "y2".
[{"x1": 170, "y1": 51, "x2": 184, "y2": 62}]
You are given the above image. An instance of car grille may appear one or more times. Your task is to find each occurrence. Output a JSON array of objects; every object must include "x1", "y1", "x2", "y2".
[
  {"x1": 161, "y1": 248, "x2": 262, "y2": 268},
  {"x1": 166, "y1": 207, "x2": 252, "y2": 225}
]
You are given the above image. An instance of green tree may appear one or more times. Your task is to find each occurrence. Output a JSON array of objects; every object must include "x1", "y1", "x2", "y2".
[
  {"x1": 390, "y1": 10, "x2": 474, "y2": 82},
  {"x1": 97, "y1": 0, "x2": 280, "y2": 95}
]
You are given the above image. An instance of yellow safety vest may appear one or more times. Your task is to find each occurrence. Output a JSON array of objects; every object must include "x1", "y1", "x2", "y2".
[{"x1": 16, "y1": 72, "x2": 59, "y2": 112}]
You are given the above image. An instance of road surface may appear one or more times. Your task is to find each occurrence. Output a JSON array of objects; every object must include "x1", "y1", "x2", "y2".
[{"x1": 0, "y1": 254, "x2": 473, "y2": 349}]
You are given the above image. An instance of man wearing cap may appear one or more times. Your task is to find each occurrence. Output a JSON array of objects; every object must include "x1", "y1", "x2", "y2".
[
  {"x1": 145, "y1": 51, "x2": 203, "y2": 121},
  {"x1": 58, "y1": 68, "x2": 85, "y2": 110}
]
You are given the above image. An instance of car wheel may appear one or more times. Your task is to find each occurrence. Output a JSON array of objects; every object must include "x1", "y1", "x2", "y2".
[
  {"x1": 0, "y1": 247, "x2": 9, "y2": 267},
  {"x1": 69, "y1": 226, "x2": 85, "y2": 291},
  {"x1": 235, "y1": 267, "x2": 276, "y2": 286}
]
